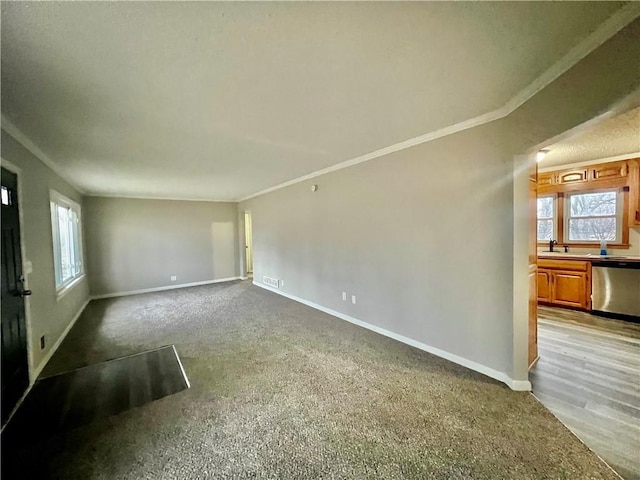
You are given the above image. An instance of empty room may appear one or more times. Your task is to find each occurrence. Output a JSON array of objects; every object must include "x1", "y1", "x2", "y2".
[{"x1": 1, "y1": 2, "x2": 639, "y2": 479}]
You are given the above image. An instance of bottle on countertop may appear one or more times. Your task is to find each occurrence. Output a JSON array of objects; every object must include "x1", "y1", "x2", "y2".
[{"x1": 600, "y1": 241, "x2": 607, "y2": 256}]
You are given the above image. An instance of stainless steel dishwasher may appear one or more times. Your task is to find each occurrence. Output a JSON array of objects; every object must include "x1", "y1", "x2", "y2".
[{"x1": 591, "y1": 260, "x2": 640, "y2": 319}]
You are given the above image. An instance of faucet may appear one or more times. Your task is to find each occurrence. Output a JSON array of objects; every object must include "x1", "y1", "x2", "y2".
[{"x1": 549, "y1": 239, "x2": 557, "y2": 252}]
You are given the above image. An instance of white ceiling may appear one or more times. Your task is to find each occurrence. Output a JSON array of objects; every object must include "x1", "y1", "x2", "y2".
[
  {"x1": 1, "y1": 2, "x2": 636, "y2": 201},
  {"x1": 540, "y1": 106, "x2": 640, "y2": 169}
]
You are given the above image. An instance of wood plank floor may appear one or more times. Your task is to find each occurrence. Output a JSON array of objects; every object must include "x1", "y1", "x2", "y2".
[
  {"x1": 531, "y1": 306, "x2": 640, "y2": 480},
  {"x1": 2, "y1": 345, "x2": 189, "y2": 448}
]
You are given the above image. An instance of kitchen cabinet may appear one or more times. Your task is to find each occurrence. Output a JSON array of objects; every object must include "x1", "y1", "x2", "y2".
[
  {"x1": 538, "y1": 172, "x2": 555, "y2": 187},
  {"x1": 538, "y1": 159, "x2": 636, "y2": 195},
  {"x1": 557, "y1": 169, "x2": 588, "y2": 185},
  {"x1": 590, "y1": 160, "x2": 629, "y2": 181},
  {"x1": 537, "y1": 259, "x2": 591, "y2": 311},
  {"x1": 551, "y1": 271, "x2": 589, "y2": 309},
  {"x1": 629, "y1": 159, "x2": 640, "y2": 227},
  {"x1": 537, "y1": 271, "x2": 551, "y2": 303}
]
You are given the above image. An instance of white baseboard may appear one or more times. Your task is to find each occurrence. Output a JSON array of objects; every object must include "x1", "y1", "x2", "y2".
[
  {"x1": 253, "y1": 281, "x2": 531, "y2": 392},
  {"x1": 31, "y1": 298, "x2": 90, "y2": 381},
  {"x1": 91, "y1": 277, "x2": 243, "y2": 300}
]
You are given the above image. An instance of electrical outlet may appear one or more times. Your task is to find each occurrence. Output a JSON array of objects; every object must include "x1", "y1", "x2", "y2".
[
  {"x1": 40, "y1": 335, "x2": 45, "y2": 350},
  {"x1": 342, "y1": 292, "x2": 347, "y2": 301},
  {"x1": 351, "y1": 295, "x2": 356, "y2": 305},
  {"x1": 170, "y1": 275, "x2": 177, "y2": 281}
]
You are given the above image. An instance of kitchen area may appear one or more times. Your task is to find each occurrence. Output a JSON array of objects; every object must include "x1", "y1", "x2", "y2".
[{"x1": 529, "y1": 107, "x2": 640, "y2": 480}]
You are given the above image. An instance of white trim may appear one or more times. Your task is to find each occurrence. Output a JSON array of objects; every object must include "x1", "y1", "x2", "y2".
[
  {"x1": 4, "y1": 5, "x2": 638, "y2": 205},
  {"x1": 56, "y1": 274, "x2": 87, "y2": 302},
  {"x1": 253, "y1": 281, "x2": 531, "y2": 392},
  {"x1": 84, "y1": 193, "x2": 234, "y2": 204},
  {"x1": 90, "y1": 277, "x2": 243, "y2": 300},
  {"x1": 237, "y1": 5, "x2": 640, "y2": 203},
  {"x1": 32, "y1": 298, "x2": 90, "y2": 380},
  {"x1": 50, "y1": 189, "x2": 85, "y2": 293},
  {"x1": 508, "y1": 380, "x2": 533, "y2": 392},
  {"x1": 501, "y1": 3, "x2": 640, "y2": 116},
  {"x1": 538, "y1": 151, "x2": 640, "y2": 173},
  {"x1": 172, "y1": 345, "x2": 191, "y2": 389},
  {"x1": 1, "y1": 116, "x2": 86, "y2": 194}
]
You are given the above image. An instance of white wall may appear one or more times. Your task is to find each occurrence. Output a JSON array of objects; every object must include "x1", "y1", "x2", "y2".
[{"x1": 84, "y1": 197, "x2": 240, "y2": 297}]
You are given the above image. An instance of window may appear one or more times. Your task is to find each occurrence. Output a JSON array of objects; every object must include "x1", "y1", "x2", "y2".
[
  {"x1": 1, "y1": 186, "x2": 11, "y2": 206},
  {"x1": 50, "y1": 191, "x2": 83, "y2": 291},
  {"x1": 537, "y1": 195, "x2": 555, "y2": 241},
  {"x1": 536, "y1": 187, "x2": 628, "y2": 246},
  {"x1": 565, "y1": 190, "x2": 621, "y2": 243}
]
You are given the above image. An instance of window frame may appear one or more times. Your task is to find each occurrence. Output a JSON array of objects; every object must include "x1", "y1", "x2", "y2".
[
  {"x1": 536, "y1": 187, "x2": 629, "y2": 248},
  {"x1": 50, "y1": 190, "x2": 85, "y2": 297},
  {"x1": 564, "y1": 188, "x2": 623, "y2": 245},
  {"x1": 536, "y1": 194, "x2": 557, "y2": 242}
]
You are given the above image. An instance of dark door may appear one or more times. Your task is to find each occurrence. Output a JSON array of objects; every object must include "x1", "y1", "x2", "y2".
[{"x1": 1, "y1": 167, "x2": 30, "y2": 426}]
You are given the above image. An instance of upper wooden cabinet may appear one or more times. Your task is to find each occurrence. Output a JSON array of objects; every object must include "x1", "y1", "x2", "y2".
[
  {"x1": 629, "y1": 159, "x2": 640, "y2": 227},
  {"x1": 538, "y1": 172, "x2": 555, "y2": 187},
  {"x1": 539, "y1": 159, "x2": 636, "y2": 194},
  {"x1": 590, "y1": 161, "x2": 629, "y2": 181},
  {"x1": 558, "y1": 169, "x2": 588, "y2": 185}
]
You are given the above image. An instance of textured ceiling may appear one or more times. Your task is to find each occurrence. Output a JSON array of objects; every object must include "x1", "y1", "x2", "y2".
[
  {"x1": 541, "y1": 106, "x2": 640, "y2": 168},
  {"x1": 0, "y1": 2, "x2": 634, "y2": 200}
]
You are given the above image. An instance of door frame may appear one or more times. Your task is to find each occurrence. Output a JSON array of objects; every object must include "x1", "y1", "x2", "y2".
[
  {"x1": 244, "y1": 211, "x2": 253, "y2": 275},
  {"x1": 1, "y1": 158, "x2": 35, "y2": 385},
  {"x1": 513, "y1": 152, "x2": 537, "y2": 389}
]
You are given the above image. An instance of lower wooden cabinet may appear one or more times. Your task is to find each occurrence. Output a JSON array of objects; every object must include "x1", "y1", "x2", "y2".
[
  {"x1": 537, "y1": 259, "x2": 591, "y2": 310},
  {"x1": 551, "y1": 271, "x2": 588, "y2": 309},
  {"x1": 537, "y1": 270, "x2": 551, "y2": 303}
]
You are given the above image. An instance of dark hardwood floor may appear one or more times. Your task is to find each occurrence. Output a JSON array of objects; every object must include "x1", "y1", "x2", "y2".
[
  {"x1": 531, "y1": 306, "x2": 640, "y2": 480},
  {"x1": 2, "y1": 345, "x2": 189, "y2": 449}
]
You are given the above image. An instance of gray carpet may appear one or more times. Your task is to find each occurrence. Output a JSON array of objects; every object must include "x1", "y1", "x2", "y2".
[{"x1": 3, "y1": 280, "x2": 619, "y2": 479}]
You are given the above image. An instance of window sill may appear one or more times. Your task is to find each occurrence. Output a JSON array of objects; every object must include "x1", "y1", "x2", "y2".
[
  {"x1": 537, "y1": 242, "x2": 630, "y2": 249},
  {"x1": 56, "y1": 274, "x2": 86, "y2": 301}
]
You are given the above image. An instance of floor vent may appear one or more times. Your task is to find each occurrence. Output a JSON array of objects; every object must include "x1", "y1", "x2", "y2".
[{"x1": 263, "y1": 276, "x2": 280, "y2": 289}]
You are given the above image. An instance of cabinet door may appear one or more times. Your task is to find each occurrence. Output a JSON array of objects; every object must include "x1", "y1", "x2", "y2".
[
  {"x1": 551, "y1": 271, "x2": 587, "y2": 309},
  {"x1": 591, "y1": 161, "x2": 628, "y2": 181},
  {"x1": 537, "y1": 270, "x2": 551, "y2": 302},
  {"x1": 558, "y1": 169, "x2": 588, "y2": 185},
  {"x1": 629, "y1": 159, "x2": 640, "y2": 227},
  {"x1": 538, "y1": 172, "x2": 555, "y2": 187}
]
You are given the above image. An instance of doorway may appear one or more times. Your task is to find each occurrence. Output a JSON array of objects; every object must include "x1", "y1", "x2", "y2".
[
  {"x1": 244, "y1": 211, "x2": 253, "y2": 276},
  {"x1": 1, "y1": 166, "x2": 30, "y2": 426}
]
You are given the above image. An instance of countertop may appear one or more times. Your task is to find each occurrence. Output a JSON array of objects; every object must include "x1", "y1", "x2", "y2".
[{"x1": 538, "y1": 252, "x2": 640, "y2": 263}]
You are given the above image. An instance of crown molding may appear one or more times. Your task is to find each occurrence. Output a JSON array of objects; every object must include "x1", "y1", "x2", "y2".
[
  {"x1": 1, "y1": 114, "x2": 86, "y2": 195},
  {"x1": 4, "y1": 3, "x2": 640, "y2": 204},
  {"x1": 236, "y1": 109, "x2": 502, "y2": 202},
  {"x1": 84, "y1": 193, "x2": 235, "y2": 203},
  {"x1": 237, "y1": 3, "x2": 640, "y2": 203},
  {"x1": 502, "y1": 3, "x2": 640, "y2": 115}
]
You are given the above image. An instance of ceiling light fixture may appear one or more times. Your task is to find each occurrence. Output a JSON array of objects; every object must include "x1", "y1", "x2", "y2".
[{"x1": 536, "y1": 149, "x2": 550, "y2": 162}]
